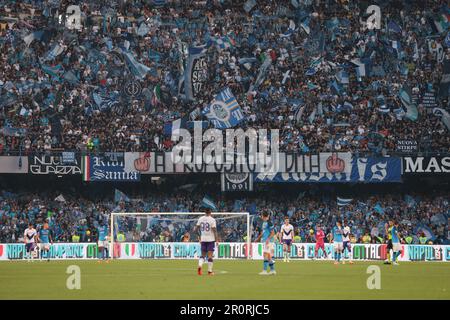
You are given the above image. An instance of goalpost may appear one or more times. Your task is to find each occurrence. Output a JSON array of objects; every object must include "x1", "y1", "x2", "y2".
[{"x1": 110, "y1": 212, "x2": 252, "y2": 259}]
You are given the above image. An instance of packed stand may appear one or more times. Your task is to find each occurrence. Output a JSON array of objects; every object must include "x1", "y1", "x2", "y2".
[
  {"x1": 0, "y1": 188, "x2": 448, "y2": 244},
  {"x1": 0, "y1": 0, "x2": 449, "y2": 155}
]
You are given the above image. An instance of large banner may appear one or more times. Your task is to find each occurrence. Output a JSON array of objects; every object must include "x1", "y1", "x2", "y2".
[
  {"x1": 255, "y1": 157, "x2": 402, "y2": 183},
  {"x1": 1, "y1": 243, "x2": 449, "y2": 261},
  {"x1": 402, "y1": 156, "x2": 450, "y2": 174},
  {"x1": 124, "y1": 152, "x2": 353, "y2": 175},
  {"x1": 82, "y1": 153, "x2": 140, "y2": 182},
  {"x1": 0, "y1": 156, "x2": 28, "y2": 173},
  {"x1": 29, "y1": 153, "x2": 81, "y2": 175}
]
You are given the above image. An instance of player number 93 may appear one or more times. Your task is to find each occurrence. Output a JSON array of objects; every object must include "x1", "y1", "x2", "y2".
[{"x1": 223, "y1": 305, "x2": 270, "y2": 316}]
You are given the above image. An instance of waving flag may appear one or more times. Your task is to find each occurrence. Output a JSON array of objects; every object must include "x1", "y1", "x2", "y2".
[
  {"x1": 439, "y1": 60, "x2": 450, "y2": 98},
  {"x1": 404, "y1": 195, "x2": 417, "y2": 208},
  {"x1": 373, "y1": 203, "x2": 385, "y2": 215},
  {"x1": 211, "y1": 34, "x2": 235, "y2": 50},
  {"x1": 329, "y1": 80, "x2": 343, "y2": 96},
  {"x1": 433, "y1": 13, "x2": 449, "y2": 34},
  {"x1": 387, "y1": 20, "x2": 402, "y2": 33},
  {"x1": 280, "y1": 20, "x2": 296, "y2": 38},
  {"x1": 306, "y1": 56, "x2": 323, "y2": 76},
  {"x1": 92, "y1": 91, "x2": 120, "y2": 112},
  {"x1": 243, "y1": 0, "x2": 257, "y2": 12},
  {"x1": 433, "y1": 107, "x2": 450, "y2": 131},
  {"x1": 336, "y1": 70, "x2": 349, "y2": 84},
  {"x1": 300, "y1": 17, "x2": 311, "y2": 35},
  {"x1": 201, "y1": 195, "x2": 218, "y2": 211},
  {"x1": 63, "y1": 71, "x2": 79, "y2": 84},
  {"x1": 137, "y1": 23, "x2": 150, "y2": 37},
  {"x1": 115, "y1": 189, "x2": 130, "y2": 203},
  {"x1": 399, "y1": 85, "x2": 418, "y2": 121},
  {"x1": 152, "y1": 84, "x2": 161, "y2": 106},
  {"x1": 43, "y1": 43, "x2": 64, "y2": 61},
  {"x1": 202, "y1": 87, "x2": 244, "y2": 129},
  {"x1": 351, "y1": 58, "x2": 369, "y2": 80},
  {"x1": 22, "y1": 30, "x2": 44, "y2": 46},
  {"x1": 41, "y1": 64, "x2": 64, "y2": 80},
  {"x1": 250, "y1": 54, "x2": 272, "y2": 91},
  {"x1": 414, "y1": 224, "x2": 435, "y2": 240},
  {"x1": 337, "y1": 197, "x2": 353, "y2": 206},
  {"x1": 121, "y1": 49, "x2": 152, "y2": 79},
  {"x1": 445, "y1": 32, "x2": 450, "y2": 47},
  {"x1": 54, "y1": 195, "x2": 66, "y2": 202}
]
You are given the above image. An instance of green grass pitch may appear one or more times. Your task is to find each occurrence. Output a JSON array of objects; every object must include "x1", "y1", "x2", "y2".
[{"x1": 0, "y1": 260, "x2": 449, "y2": 299}]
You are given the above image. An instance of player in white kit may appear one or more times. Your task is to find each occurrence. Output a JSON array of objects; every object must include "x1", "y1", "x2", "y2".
[
  {"x1": 279, "y1": 217, "x2": 294, "y2": 262},
  {"x1": 342, "y1": 223, "x2": 353, "y2": 264},
  {"x1": 194, "y1": 208, "x2": 219, "y2": 276},
  {"x1": 23, "y1": 223, "x2": 38, "y2": 262}
]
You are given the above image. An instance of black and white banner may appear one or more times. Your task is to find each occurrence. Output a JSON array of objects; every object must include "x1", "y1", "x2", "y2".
[
  {"x1": 221, "y1": 173, "x2": 253, "y2": 192},
  {"x1": 29, "y1": 153, "x2": 81, "y2": 175},
  {"x1": 184, "y1": 45, "x2": 207, "y2": 101},
  {"x1": 396, "y1": 139, "x2": 418, "y2": 153},
  {"x1": 402, "y1": 156, "x2": 450, "y2": 174}
]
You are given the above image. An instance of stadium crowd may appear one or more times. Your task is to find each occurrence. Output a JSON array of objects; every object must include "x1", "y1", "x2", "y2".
[
  {"x1": 0, "y1": 188, "x2": 448, "y2": 245},
  {"x1": 0, "y1": 0, "x2": 449, "y2": 155}
]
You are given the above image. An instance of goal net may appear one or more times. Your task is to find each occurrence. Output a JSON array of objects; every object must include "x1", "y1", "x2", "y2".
[{"x1": 110, "y1": 212, "x2": 251, "y2": 260}]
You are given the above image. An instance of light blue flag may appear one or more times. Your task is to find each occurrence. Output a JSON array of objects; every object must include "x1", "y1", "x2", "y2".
[
  {"x1": 308, "y1": 107, "x2": 316, "y2": 124},
  {"x1": 404, "y1": 195, "x2": 417, "y2": 208},
  {"x1": 336, "y1": 70, "x2": 349, "y2": 84},
  {"x1": 115, "y1": 189, "x2": 130, "y2": 203},
  {"x1": 22, "y1": 30, "x2": 44, "y2": 46},
  {"x1": 233, "y1": 200, "x2": 244, "y2": 212},
  {"x1": 201, "y1": 195, "x2": 218, "y2": 211},
  {"x1": 291, "y1": 0, "x2": 299, "y2": 8},
  {"x1": 137, "y1": 23, "x2": 150, "y2": 37},
  {"x1": 250, "y1": 54, "x2": 272, "y2": 92},
  {"x1": 43, "y1": 43, "x2": 64, "y2": 61},
  {"x1": 243, "y1": 0, "x2": 257, "y2": 12},
  {"x1": 373, "y1": 203, "x2": 384, "y2": 214},
  {"x1": 63, "y1": 71, "x2": 79, "y2": 84},
  {"x1": 41, "y1": 64, "x2": 64, "y2": 80},
  {"x1": 121, "y1": 49, "x2": 152, "y2": 79},
  {"x1": 399, "y1": 85, "x2": 418, "y2": 121}
]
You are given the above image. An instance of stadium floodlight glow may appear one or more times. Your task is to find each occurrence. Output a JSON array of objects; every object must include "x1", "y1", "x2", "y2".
[{"x1": 111, "y1": 212, "x2": 251, "y2": 259}]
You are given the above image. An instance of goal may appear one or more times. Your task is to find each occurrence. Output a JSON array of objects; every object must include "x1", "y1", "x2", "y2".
[{"x1": 110, "y1": 212, "x2": 251, "y2": 259}]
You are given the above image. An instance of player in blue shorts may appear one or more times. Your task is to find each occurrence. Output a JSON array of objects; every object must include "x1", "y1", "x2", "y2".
[
  {"x1": 256, "y1": 211, "x2": 276, "y2": 275},
  {"x1": 330, "y1": 220, "x2": 344, "y2": 265},
  {"x1": 97, "y1": 223, "x2": 109, "y2": 262},
  {"x1": 37, "y1": 222, "x2": 53, "y2": 262},
  {"x1": 391, "y1": 221, "x2": 402, "y2": 266}
]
